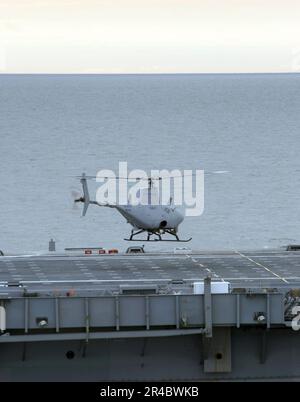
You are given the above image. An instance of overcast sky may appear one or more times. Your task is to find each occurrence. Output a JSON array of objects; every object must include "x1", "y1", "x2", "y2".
[{"x1": 1, "y1": 0, "x2": 300, "y2": 73}]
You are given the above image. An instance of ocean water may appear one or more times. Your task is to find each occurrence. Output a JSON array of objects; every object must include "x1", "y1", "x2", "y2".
[{"x1": 0, "y1": 73, "x2": 300, "y2": 254}]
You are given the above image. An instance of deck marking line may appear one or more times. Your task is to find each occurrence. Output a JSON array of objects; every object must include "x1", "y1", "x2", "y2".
[
  {"x1": 186, "y1": 254, "x2": 224, "y2": 281},
  {"x1": 234, "y1": 250, "x2": 289, "y2": 284}
]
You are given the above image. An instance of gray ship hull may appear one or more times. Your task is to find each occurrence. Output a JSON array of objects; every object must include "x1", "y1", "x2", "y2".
[
  {"x1": 1, "y1": 330, "x2": 300, "y2": 381},
  {"x1": 1, "y1": 249, "x2": 300, "y2": 381}
]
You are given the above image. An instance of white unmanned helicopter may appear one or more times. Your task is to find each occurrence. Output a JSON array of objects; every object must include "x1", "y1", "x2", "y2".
[{"x1": 73, "y1": 173, "x2": 191, "y2": 242}]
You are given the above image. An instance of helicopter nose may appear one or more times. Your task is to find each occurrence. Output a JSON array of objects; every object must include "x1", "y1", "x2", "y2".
[{"x1": 176, "y1": 209, "x2": 185, "y2": 224}]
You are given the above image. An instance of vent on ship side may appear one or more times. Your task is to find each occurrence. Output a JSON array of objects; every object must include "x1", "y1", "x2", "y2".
[
  {"x1": 287, "y1": 245, "x2": 300, "y2": 251},
  {"x1": 120, "y1": 285, "x2": 158, "y2": 295}
]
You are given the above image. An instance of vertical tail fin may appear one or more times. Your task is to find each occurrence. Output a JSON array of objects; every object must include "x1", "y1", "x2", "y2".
[{"x1": 80, "y1": 173, "x2": 90, "y2": 216}]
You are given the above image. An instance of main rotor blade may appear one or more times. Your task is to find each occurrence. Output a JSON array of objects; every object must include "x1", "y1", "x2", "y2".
[{"x1": 74, "y1": 171, "x2": 229, "y2": 180}]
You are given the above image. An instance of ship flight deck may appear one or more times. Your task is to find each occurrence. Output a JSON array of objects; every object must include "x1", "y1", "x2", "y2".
[{"x1": 1, "y1": 249, "x2": 299, "y2": 291}]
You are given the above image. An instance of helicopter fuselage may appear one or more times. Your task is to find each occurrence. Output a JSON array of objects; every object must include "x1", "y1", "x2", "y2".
[
  {"x1": 75, "y1": 173, "x2": 190, "y2": 241},
  {"x1": 115, "y1": 204, "x2": 184, "y2": 231}
]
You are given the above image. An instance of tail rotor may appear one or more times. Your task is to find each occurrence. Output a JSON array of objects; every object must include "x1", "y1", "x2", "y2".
[{"x1": 72, "y1": 173, "x2": 91, "y2": 216}]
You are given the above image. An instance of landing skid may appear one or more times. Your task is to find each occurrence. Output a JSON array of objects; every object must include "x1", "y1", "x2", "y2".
[
  {"x1": 124, "y1": 238, "x2": 192, "y2": 242},
  {"x1": 125, "y1": 229, "x2": 192, "y2": 242}
]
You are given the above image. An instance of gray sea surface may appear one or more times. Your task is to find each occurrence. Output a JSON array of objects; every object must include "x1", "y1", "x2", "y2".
[{"x1": 0, "y1": 73, "x2": 299, "y2": 254}]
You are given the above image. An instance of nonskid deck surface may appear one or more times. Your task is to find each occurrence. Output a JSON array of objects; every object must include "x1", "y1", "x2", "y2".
[{"x1": 1, "y1": 250, "x2": 300, "y2": 289}]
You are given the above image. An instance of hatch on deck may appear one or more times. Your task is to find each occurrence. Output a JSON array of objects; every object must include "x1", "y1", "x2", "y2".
[{"x1": 126, "y1": 246, "x2": 145, "y2": 254}]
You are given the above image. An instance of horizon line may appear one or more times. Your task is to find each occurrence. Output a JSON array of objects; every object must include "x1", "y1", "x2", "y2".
[{"x1": 0, "y1": 71, "x2": 300, "y2": 76}]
